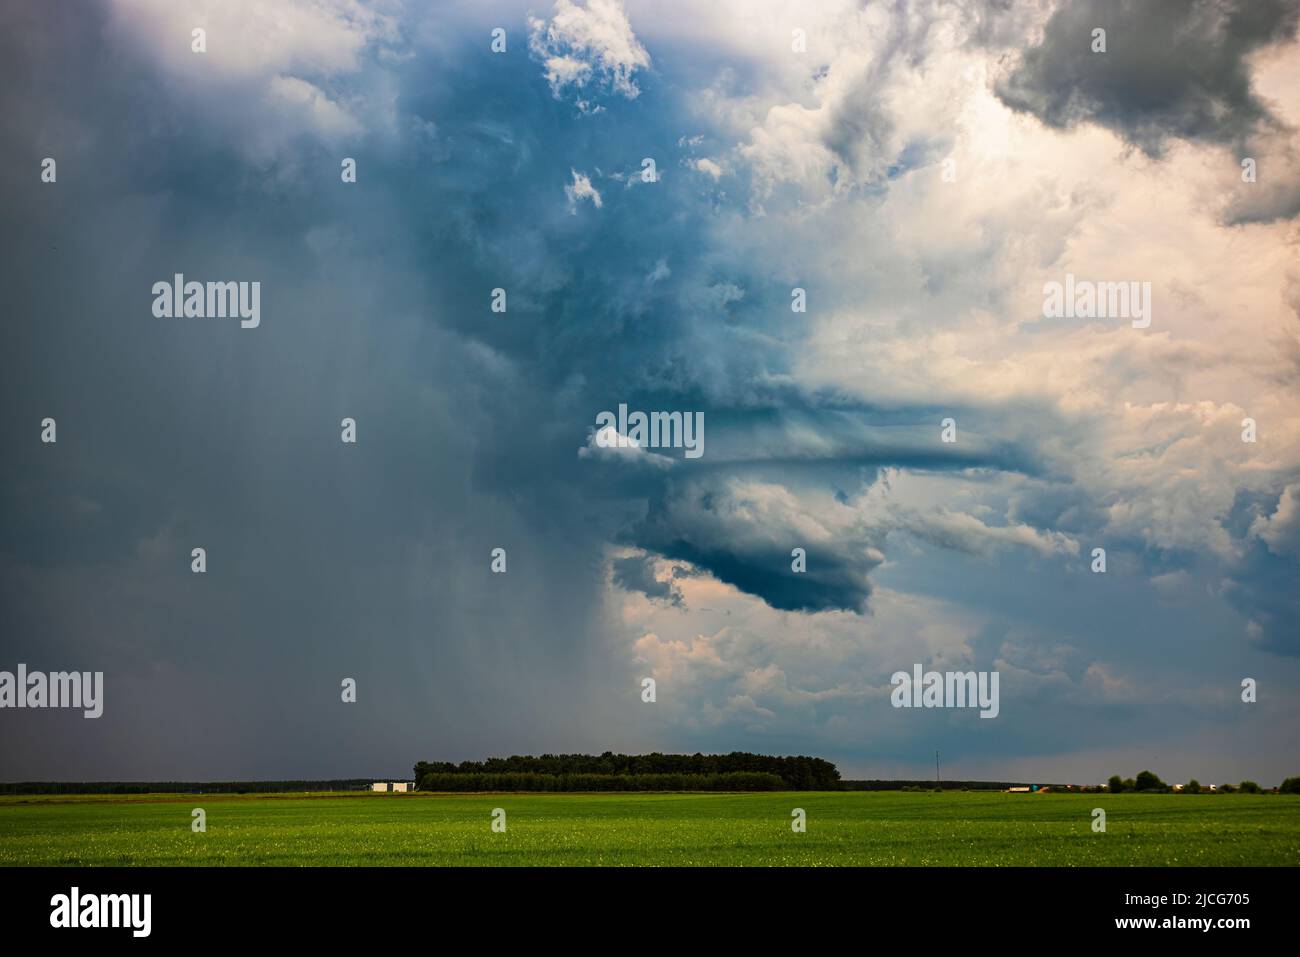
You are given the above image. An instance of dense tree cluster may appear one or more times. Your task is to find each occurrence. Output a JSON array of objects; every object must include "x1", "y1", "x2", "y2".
[
  {"x1": 416, "y1": 772, "x2": 786, "y2": 792},
  {"x1": 1107, "y1": 771, "x2": 1165, "y2": 792},
  {"x1": 414, "y1": 752, "x2": 840, "y2": 791}
]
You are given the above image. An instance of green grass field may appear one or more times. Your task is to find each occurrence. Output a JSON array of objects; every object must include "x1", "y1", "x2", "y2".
[{"x1": 1, "y1": 791, "x2": 1296, "y2": 866}]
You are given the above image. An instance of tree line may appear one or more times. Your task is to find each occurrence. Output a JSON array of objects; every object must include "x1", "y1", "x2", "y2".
[
  {"x1": 1106, "y1": 770, "x2": 1300, "y2": 794},
  {"x1": 415, "y1": 772, "x2": 787, "y2": 792},
  {"x1": 414, "y1": 752, "x2": 841, "y2": 791}
]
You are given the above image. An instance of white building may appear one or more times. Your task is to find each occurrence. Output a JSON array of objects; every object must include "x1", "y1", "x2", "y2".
[{"x1": 371, "y1": 782, "x2": 388, "y2": 792}]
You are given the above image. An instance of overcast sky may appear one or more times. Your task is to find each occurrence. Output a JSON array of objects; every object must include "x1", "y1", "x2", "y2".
[{"x1": 2, "y1": 0, "x2": 1298, "y2": 785}]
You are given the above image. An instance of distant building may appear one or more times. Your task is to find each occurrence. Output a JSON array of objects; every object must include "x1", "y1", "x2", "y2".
[
  {"x1": 391, "y1": 782, "x2": 411, "y2": 793},
  {"x1": 1008, "y1": 786, "x2": 1031, "y2": 792},
  {"x1": 371, "y1": 782, "x2": 388, "y2": 792}
]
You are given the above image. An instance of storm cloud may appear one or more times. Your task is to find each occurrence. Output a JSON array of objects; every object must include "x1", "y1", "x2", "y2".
[
  {"x1": 994, "y1": 0, "x2": 1300, "y2": 154},
  {"x1": 3, "y1": 0, "x2": 1298, "y2": 785}
]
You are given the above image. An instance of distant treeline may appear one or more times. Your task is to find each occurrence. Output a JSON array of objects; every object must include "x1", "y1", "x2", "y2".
[
  {"x1": 414, "y1": 752, "x2": 841, "y2": 791},
  {"x1": 0, "y1": 780, "x2": 375, "y2": 795},
  {"x1": 841, "y1": 780, "x2": 1071, "y2": 791},
  {"x1": 1106, "y1": 770, "x2": 1300, "y2": 794},
  {"x1": 417, "y1": 772, "x2": 786, "y2": 792}
]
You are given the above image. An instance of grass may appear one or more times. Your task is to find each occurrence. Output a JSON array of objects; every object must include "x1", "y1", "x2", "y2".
[{"x1": 0, "y1": 791, "x2": 1296, "y2": 866}]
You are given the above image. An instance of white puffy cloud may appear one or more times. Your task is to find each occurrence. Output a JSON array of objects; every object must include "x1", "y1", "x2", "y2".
[
  {"x1": 529, "y1": 0, "x2": 650, "y2": 102},
  {"x1": 564, "y1": 168, "x2": 604, "y2": 211},
  {"x1": 693, "y1": 157, "x2": 723, "y2": 179}
]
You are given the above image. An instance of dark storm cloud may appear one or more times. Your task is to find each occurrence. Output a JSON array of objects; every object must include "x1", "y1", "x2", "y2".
[
  {"x1": 994, "y1": 0, "x2": 1300, "y2": 155},
  {"x1": 631, "y1": 500, "x2": 881, "y2": 614}
]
